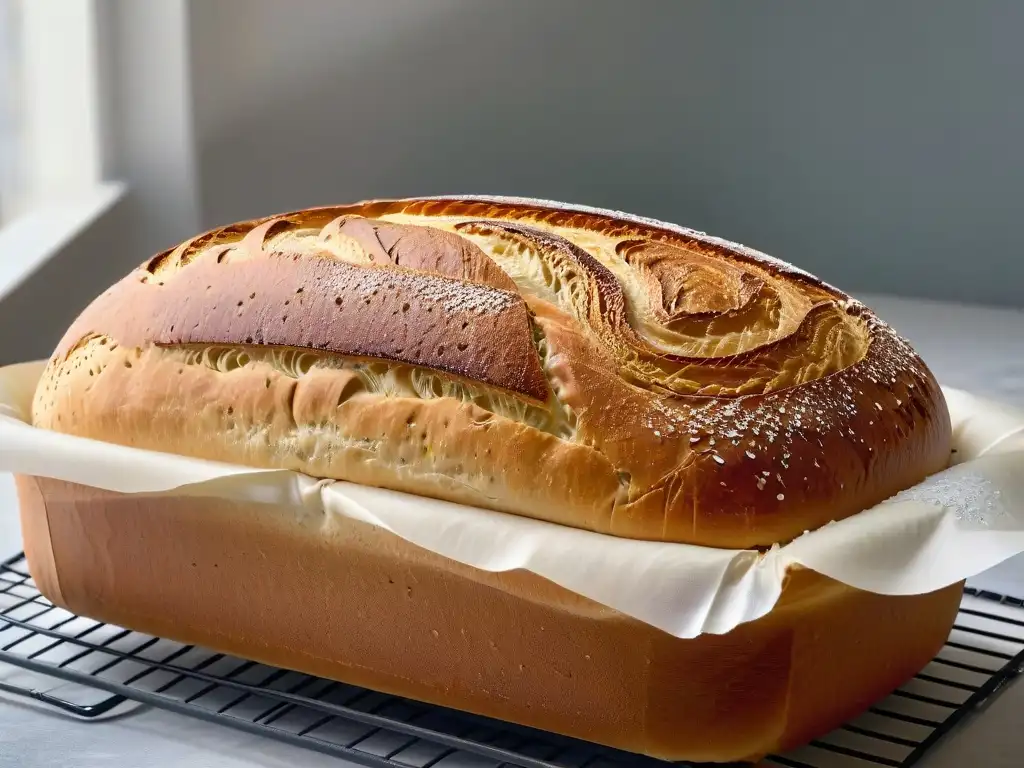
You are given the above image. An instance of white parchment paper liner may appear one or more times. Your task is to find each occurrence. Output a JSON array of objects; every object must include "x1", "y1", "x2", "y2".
[{"x1": 2, "y1": 360, "x2": 1023, "y2": 638}]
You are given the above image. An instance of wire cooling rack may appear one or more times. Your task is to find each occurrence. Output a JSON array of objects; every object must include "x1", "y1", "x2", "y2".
[{"x1": 1, "y1": 552, "x2": 1023, "y2": 768}]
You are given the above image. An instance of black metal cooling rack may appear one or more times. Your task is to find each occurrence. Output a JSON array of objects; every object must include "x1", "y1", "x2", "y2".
[{"x1": 1, "y1": 551, "x2": 1023, "y2": 768}]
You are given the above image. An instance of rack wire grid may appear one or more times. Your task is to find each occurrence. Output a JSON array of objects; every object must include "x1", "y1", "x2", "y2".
[{"x1": 1, "y1": 552, "x2": 1023, "y2": 768}]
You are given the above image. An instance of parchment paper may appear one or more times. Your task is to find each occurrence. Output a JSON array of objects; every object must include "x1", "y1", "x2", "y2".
[{"x1": 2, "y1": 360, "x2": 1022, "y2": 638}]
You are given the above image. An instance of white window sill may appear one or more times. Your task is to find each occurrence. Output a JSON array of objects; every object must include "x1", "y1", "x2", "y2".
[{"x1": 0, "y1": 182, "x2": 125, "y2": 302}]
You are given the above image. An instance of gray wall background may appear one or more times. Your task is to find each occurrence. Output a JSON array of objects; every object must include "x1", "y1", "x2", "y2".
[
  {"x1": 188, "y1": 0, "x2": 1024, "y2": 308},
  {"x1": 2, "y1": 0, "x2": 1022, "y2": 364}
]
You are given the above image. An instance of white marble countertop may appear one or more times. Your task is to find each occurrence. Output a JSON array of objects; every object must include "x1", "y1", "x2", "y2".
[{"x1": 0, "y1": 293, "x2": 1022, "y2": 767}]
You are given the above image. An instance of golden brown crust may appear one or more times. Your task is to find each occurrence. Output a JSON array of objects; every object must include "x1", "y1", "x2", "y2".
[
  {"x1": 17, "y1": 478, "x2": 963, "y2": 763},
  {"x1": 32, "y1": 196, "x2": 952, "y2": 547},
  {"x1": 55, "y1": 242, "x2": 549, "y2": 402}
]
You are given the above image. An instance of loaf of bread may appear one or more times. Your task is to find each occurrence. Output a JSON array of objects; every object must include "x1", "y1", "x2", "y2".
[
  {"x1": 32, "y1": 196, "x2": 951, "y2": 548},
  {"x1": 22, "y1": 197, "x2": 960, "y2": 762}
]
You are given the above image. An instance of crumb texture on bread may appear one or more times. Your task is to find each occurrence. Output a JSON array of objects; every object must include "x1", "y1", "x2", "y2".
[{"x1": 32, "y1": 197, "x2": 952, "y2": 547}]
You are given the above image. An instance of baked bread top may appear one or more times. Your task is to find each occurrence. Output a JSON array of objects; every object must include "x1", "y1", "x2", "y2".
[{"x1": 32, "y1": 196, "x2": 952, "y2": 548}]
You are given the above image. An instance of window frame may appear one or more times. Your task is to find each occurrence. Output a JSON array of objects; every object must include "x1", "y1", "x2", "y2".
[{"x1": 0, "y1": 0, "x2": 124, "y2": 302}]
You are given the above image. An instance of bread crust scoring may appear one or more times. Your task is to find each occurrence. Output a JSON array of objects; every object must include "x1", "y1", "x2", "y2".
[{"x1": 32, "y1": 196, "x2": 952, "y2": 547}]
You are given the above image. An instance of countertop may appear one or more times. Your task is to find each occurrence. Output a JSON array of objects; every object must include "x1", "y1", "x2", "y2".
[{"x1": 1, "y1": 293, "x2": 1023, "y2": 767}]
